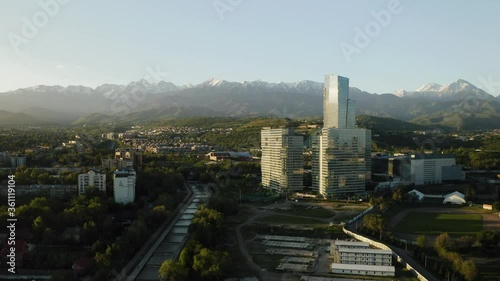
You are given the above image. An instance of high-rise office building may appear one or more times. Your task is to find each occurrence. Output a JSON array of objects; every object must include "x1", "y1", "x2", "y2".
[
  {"x1": 261, "y1": 128, "x2": 303, "y2": 193},
  {"x1": 323, "y1": 75, "x2": 356, "y2": 129},
  {"x1": 113, "y1": 169, "x2": 136, "y2": 204},
  {"x1": 312, "y1": 74, "x2": 371, "y2": 198}
]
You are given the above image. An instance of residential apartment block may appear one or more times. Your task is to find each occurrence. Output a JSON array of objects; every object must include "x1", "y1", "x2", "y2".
[
  {"x1": 261, "y1": 128, "x2": 303, "y2": 193},
  {"x1": 113, "y1": 169, "x2": 136, "y2": 204},
  {"x1": 78, "y1": 170, "x2": 106, "y2": 195}
]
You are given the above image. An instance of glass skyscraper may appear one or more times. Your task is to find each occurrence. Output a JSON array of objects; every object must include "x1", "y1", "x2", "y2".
[
  {"x1": 313, "y1": 74, "x2": 371, "y2": 198},
  {"x1": 323, "y1": 75, "x2": 356, "y2": 129}
]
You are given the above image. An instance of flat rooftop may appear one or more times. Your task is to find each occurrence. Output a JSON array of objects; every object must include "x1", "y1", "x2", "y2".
[{"x1": 332, "y1": 241, "x2": 369, "y2": 248}]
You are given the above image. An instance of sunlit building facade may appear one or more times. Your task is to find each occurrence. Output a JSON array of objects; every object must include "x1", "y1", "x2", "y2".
[{"x1": 261, "y1": 128, "x2": 303, "y2": 193}]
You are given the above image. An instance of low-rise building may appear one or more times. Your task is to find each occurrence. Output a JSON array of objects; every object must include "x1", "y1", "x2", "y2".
[
  {"x1": 334, "y1": 247, "x2": 392, "y2": 266},
  {"x1": 330, "y1": 240, "x2": 394, "y2": 277},
  {"x1": 410, "y1": 154, "x2": 460, "y2": 185},
  {"x1": 331, "y1": 240, "x2": 392, "y2": 266},
  {"x1": 11, "y1": 156, "x2": 26, "y2": 168}
]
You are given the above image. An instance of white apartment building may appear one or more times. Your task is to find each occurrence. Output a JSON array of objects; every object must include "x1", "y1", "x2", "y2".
[
  {"x1": 334, "y1": 247, "x2": 392, "y2": 266},
  {"x1": 78, "y1": 170, "x2": 106, "y2": 195},
  {"x1": 330, "y1": 240, "x2": 394, "y2": 276},
  {"x1": 261, "y1": 128, "x2": 303, "y2": 193},
  {"x1": 331, "y1": 240, "x2": 391, "y2": 266},
  {"x1": 113, "y1": 169, "x2": 136, "y2": 204}
]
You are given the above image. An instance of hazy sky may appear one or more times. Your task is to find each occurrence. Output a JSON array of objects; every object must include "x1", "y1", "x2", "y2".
[{"x1": 1, "y1": 0, "x2": 499, "y2": 95}]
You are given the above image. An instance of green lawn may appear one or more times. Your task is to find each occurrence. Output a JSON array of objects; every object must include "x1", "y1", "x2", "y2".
[
  {"x1": 394, "y1": 212, "x2": 483, "y2": 235},
  {"x1": 275, "y1": 204, "x2": 335, "y2": 218},
  {"x1": 256, "y1": 214, "x2": 326, "y2": 225}
]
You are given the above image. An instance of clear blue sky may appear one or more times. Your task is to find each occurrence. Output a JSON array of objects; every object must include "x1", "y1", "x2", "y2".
[{"x1": 1, "y1": 0, "x2": 499, "y2": 95}]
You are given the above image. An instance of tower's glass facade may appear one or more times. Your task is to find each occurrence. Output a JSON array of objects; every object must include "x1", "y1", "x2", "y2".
[{"x1": 313, "y1": 74, "x2": 371, "y2": 198}]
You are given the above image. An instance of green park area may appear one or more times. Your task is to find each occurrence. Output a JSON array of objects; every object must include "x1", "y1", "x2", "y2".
[
  {"x1": 256, "y1": 214, "x2": 326, "y2": 225},
  {"x1": 394, "y1": 212, "x2": 483, "y2": 235}
]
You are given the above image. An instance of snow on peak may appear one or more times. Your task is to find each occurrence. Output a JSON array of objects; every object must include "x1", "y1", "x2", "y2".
[
  {"x1": 416, "y1": 83, "x2": 444, "y2": 92},
  {"x1": 394, "y1": 89, "x2": 407, "y2": 97},
  {"x1": 204, "y1": 78, "x2": 225, "y2": 87}
]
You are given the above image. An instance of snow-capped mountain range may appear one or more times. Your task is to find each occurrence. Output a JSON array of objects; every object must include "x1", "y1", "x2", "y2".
[
  {"x1": 394, "y1": 79, "x2": 494, "y2": 100},
  {"x1": 3, "y1": 78, "x2": 495, "y2": 100},
  {"x1": 0, "y1": 78, "x2": 499, "y2": 129}
]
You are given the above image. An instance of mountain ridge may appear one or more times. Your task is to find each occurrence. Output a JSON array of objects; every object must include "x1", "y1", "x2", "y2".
[{"x1": 0, "y1": 78, "x2": 499, "y2": 129}]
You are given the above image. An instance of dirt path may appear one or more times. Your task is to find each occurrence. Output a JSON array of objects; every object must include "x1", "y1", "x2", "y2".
[{"x1": 235, "y1": 205, "x2": 296, "y2": 281}]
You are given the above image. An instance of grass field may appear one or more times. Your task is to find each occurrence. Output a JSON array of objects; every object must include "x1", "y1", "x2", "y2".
[
  {"x1": 394, "y1": 212, "x2": 483, "y2": 235},
  {"x1": 256, "y1": 214, "x2": 325, "y2": 225},
  {"x1": 275, "y1": 204, "x2": 335, "y2": 218}
]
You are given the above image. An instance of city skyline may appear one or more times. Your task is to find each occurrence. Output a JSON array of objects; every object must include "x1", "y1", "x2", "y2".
[{"x1": 1, "y1": 1, "x2": 499, "y2": 95}]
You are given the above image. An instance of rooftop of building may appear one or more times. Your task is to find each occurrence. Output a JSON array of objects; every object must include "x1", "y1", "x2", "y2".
[
  {"x1": 336, "y1": 247, "x2": 392, "y2": 255},
  {"x1": 114, "y1": 169, "x2": 135, "y2": 176},
  {"x1": 410, "y1": 154, "x2": 455, "y2": 159},
  {"x1": 332, "y1": 240, "x2": 370, "y2": 247}
]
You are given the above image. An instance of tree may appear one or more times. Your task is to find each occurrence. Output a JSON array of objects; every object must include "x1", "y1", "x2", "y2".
[
  {"x1": 179, "y1": 240, "x2": 203, "y2": 268},
  {"x1": 435, "y1": 233, "x2": 455, "y2": 252},
  {"x1": 392, "y1": 186, "x2": 405, "y2": 203},
  {"x1": 95, "y1": 243, "x2": 118, "y2": 268},
  {"x1": 362, "y1": 214, "x2": 386, "y2": 240},
  {"x1": 461, "y1": 260, "x2": 477, "y2": 281},
  {"x1": 193, "y1": 248, "x2": 229, "y2": 280},
  {"x1": 477, "y1": 230, "x2": 500, "y2": 249},
  {"x1": 493, "y1": 201, "x2": 500, "y2": 211},
  {"x1": 158, "y1": 260, "x2": 188, "y2": 281},
  {"x1": 416, "y1": 235, "x2": 427, "y2": 248},
  {"x1": 190, "y1": 206, "x2": 224, "y2": 247}
]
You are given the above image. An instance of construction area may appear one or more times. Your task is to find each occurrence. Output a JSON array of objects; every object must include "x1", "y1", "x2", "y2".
[{"x1": 254, "y1": 234, "x2": 321, "y2": 273}]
